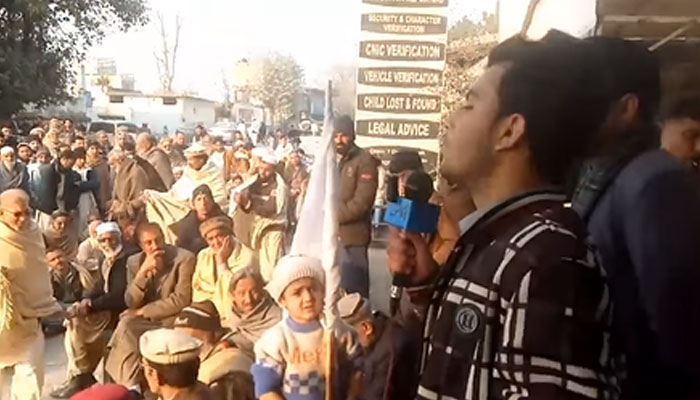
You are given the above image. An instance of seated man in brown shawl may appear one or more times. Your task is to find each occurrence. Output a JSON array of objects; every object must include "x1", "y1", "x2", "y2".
[
  {"x1": 104, "y1": 223, "x2": 195, "y2": 392},
  {"x1": 225, "y1": 268, "x2": 281, "y2": 358}
]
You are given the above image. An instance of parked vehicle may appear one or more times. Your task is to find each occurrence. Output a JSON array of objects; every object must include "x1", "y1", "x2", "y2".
[{"x1": 87, "y1": 120, "x2": 139, "y2": 135}]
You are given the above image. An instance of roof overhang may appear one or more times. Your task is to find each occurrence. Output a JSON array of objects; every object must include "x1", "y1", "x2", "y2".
[{"x1": 597, "y1": 0, "x2": 700, "y2": 41}]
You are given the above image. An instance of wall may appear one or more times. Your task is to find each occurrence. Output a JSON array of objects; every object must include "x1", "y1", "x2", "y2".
[
  {"x1": 89, "y1": 94, "x2": 215, "y2": 134},
  {"x1": 180, "y1": 98, "x2": 216, "y2": 127}
]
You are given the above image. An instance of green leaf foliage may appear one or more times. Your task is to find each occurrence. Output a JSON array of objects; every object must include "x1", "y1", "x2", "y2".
[{"x1": 0, "y1": 0, "x2": 149, "y2": 117}]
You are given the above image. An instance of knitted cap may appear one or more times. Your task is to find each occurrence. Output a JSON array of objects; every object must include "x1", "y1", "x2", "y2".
[
  {"x1": 388, "y1": 149, "x2": 423, "y2": 174},
  {"x1": 266, "y1": 255, "x2": 325, "y2": 302},
  {"x1": 139, "y1": 328, "x2": 202, "y2": 365},
  {"x1": 173, "y1": 301, "x2": 222, "y2": 332},
  {"x1": 333, "y1": 115, "x2": 355, "y2": 138}
]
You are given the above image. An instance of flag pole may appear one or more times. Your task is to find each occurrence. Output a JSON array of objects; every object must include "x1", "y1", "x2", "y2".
[{"x1": 322, "y1": 79, "x2": 336, "y2": 400}]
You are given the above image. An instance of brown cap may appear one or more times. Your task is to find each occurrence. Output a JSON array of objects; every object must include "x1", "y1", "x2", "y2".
[{"x1": 198, "y1": 215, "x2": 233, "y2": 238}]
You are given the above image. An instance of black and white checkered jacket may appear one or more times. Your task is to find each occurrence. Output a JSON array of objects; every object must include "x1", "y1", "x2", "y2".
[{"x1": 417, "y1": 191, "x2": 619, "y2": 400}]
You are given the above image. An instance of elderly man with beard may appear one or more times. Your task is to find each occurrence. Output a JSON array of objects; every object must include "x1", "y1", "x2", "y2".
[
  {"x1": 51, "y1": 222, "x2": 140, "y2": 398},
  {"x1": 231, "y1": 150, "x2": 288, "y2": 281},
  {"x1": 0, "y1": 146, "x2": 30, "y2": 195},
  {"x1": 0, "y1": 189, "x2": 63, "y2": 399},
  {"x1": 104, "y1": 223, "x2": 195, "y2": 391},
  {"x1": 136, "y1": 132, "x2": 175, "y2": 189},
  {"x1": 159, "y1": 135, "x2": 186, "y2": 173},
  {"x1": 76, "y1": 219, "x2": 105, "y2": 274},
  {"x1": 96, "y1": 131, "x2": 111, "y2": 153},
  {"x1": 191, "y1": 216, "x2": 256, "y2": 321}
]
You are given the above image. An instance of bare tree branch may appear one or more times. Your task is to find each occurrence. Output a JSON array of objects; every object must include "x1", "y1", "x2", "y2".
[{"x1": 153, "y1": 12, "x2": 181, "y2": 93}]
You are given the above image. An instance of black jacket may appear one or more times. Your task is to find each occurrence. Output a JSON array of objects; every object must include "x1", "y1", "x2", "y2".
[
  {"x1": 33, "y1": 161, "x2": 82, "y2": 213},
  {"x1": 574, "y1": 150, "x2": 700, "y2": 400},
  {"x1": 338, "y1": 144, "x2": 379, "y2": 247},
  {"x1": 359, "y1": 313, "x2": 419, "y2": 400},
  {"x1": 88, "y1": 244, "x2": 140, "y2": 313}
]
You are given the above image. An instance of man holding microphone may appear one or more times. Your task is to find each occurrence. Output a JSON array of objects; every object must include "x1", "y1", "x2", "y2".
[{"x1": 387, "y1": 36, "x2": 617, "y2": 400}]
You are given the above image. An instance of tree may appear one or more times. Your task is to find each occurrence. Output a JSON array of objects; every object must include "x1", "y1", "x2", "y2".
[
  {"x1": 448, "y1": 12, "x2": 497, "y2": 41},
  {"x1": 438, "y1": 35, "x2": 497, "y2": 117},
  {"x1": 95, "y1": 76, "x2": 112, "y2": 93},
  {"x1": 0, "y1": 1, "x2": 148, "y2": 117},
  {"x1": 318, "y1": 63, "x2": 357, "y2": 118},
  {"x1": 153, "y1": 13, "x2": 181, "y2": 93},
  {"x1": 247, "y1": 53, "x2": 304, "y2": 125}
]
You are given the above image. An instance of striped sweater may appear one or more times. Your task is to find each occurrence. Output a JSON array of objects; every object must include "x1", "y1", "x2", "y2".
[{"x1": 252, "y1": 317, "x2": 361, "y2": 400}]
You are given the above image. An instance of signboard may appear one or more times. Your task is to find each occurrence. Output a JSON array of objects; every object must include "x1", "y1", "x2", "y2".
[
  {"x1": 357, "y1": 93, "x2": 441, "y2": 114},
  {"x1": 358, "y1": 119, "x2": 440, "y2": 138},
  {"x1": 361, "y1": 13, "x2": 447, "y2": 35},
  {"x1": 355, "y1": 0, "x2": 448, "y2": 173},
  {"x1": 369, "y1": 146, "x2": 439, "y2": 175},
  {"x1": 360, "y1": 40, "x2": 445, "y2": 61},
  {"x1": 363, "y1": 0, "x2": 449, "y2": 7},
  {"x1": 357, "y1": 67, "x2": 443, "y2": 87}
]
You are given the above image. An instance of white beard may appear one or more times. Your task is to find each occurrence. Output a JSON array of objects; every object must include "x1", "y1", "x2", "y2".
[
  {"x1": 3, "y1": 160, "x2": 15, "y2": 171},
  {"x1": 101, "y1": 244, "x2": 123, "y2": 259}
]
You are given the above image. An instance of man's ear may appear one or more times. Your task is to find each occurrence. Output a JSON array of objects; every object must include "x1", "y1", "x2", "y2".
[
  {"x1": 494, "y1": 114, "x2": 527, "y2": 151},
  {"x1": 361, "y1": 320, "x2": 374, "y2": 337},
  {"x1": 618, "y1": 93, "x2": 640, "y2": 127}
]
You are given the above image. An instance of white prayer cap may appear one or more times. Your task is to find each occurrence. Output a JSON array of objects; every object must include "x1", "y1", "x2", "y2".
[
  {"x1": 251, "y1": 146, "x2": 267, "y2": 159},
  {"x1": 184, "y1": 143, "x2": 207, "y2": 158},
  {"x1": 96, "y1": 222, "x2": 120, "y2": 237},
  {"x1": 29, "y1": 127, "x2": 45, "y2": 136},
  {"x1": 1, "y1": 146, "x2": 14, "y2": 155},
  {"x1": 254, "y1": 147, "x2": 277, "y2": 165},
  {"x1": 140, "y1": 328, "x2": 202, "y2": 365}
]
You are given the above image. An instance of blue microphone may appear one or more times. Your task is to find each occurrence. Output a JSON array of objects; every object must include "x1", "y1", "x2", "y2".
[{"x1": 384, "y1": 170, "x2": 439, "y2": 315}]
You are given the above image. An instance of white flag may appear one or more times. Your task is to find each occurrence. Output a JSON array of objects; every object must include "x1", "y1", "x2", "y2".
[{"x1": 290, "y1": 82, "x2": 341, "y2": 320}]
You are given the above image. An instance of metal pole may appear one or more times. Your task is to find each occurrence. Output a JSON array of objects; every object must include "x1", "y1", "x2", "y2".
[{"x1": 649, "y1": 22, "x2": 695, "y2": 51}]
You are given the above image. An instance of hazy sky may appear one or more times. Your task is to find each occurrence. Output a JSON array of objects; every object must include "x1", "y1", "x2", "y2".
[{"x1": 89, "y1": 0, "x2": 497, "y2": 101}]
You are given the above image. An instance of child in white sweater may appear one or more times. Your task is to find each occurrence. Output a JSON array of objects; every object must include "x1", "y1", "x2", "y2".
[{"x1": 251, "y1": 255, "x2": 361, "y2": 400}]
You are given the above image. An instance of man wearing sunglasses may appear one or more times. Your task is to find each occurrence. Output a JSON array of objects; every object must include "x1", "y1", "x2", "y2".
[
  {"x1": 51, "y1": 222, "x2": 140, "y2": 398},
  {"x1": 0, "y1": 189, "x2": 63, "y2": 399}
]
